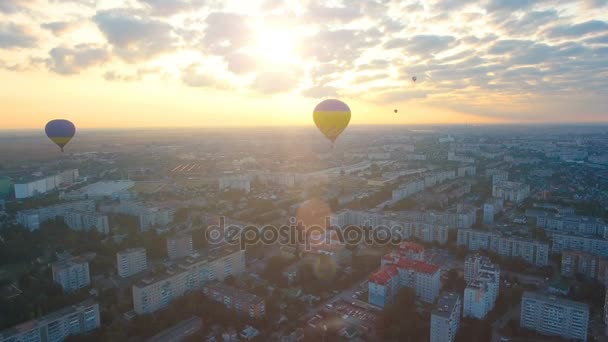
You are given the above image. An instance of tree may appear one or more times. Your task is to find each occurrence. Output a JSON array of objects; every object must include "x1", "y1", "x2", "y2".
[
  {"x1": 376, "y1": 288, "x2": 428, "y2": 341},
  {"x1": 444, "y1": 269, "x2": 466, "y2": 293}
]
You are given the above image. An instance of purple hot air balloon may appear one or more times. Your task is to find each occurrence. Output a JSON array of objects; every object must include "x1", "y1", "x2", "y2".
[{"x1": 45, "y1": 119, "x2": 76, "y2": 152}]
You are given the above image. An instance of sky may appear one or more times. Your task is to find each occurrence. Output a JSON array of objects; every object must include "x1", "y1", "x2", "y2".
[{"x1": 0, "y1": 0, "x2": 607, "y2": 129}]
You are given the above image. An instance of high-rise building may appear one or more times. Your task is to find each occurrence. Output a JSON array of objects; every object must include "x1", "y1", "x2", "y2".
[
  {"x1": 520, "y1": 292, "x2": 589, "y2": 341},
  {"x1": 117, "y1": 247, "x2": 147, "y2": 278},
  {"x1": 431, "y1": 292, "x2": 461, "y2": 342},
  {"x1": 52, "y1": 256, "x2": 91, "y2": 293},
  {"x1": 203, "y1": 282, "x2": 265, "y2": 318},
  {"x1": 0, "y1": 299, "x2": 100, "y2": 342},
  {"x1": 369, "y1": 256, "x2": 440, "y2": 307},
  {"x1": 463, "y1": 257, "x2": 499, "y2": 319},
  {"x1": 132, "y1": 246, "x2": 245, "y2": 314},
  {"x1": 561, "y1": 250, "x2": 608, "y2": 282},
  {"x1": 166, "y1": 233, "x2": 194, "y2": 260}
]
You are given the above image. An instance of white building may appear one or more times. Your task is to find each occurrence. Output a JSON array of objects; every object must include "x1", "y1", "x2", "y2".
[
  {"x1": 551, "y1": 233, "x2": 608, "y2": 258},
  {"x1": 101, "y1": 201, "x2": 174, "y2": 231},
  {"x1": 14, "y1": 169, "x2": 79, "y2": 199},
  {"x1": 463, "y1": 258, "x2": 499, "y2": 319},
  {"x1": 132, "y1": 247, "x2": 245, "y2": 314},
  {"x1": 457, "y1": 229, "x2": 549, "y2": 266},
  {"x1": 431, "y1": 292, "x2": 461, "y2": 342},
  {"x1": 64, "y1": 210, "x2": 110, "y2": 234},
  {"x1": 483, "y1": 203, "x2": 495, "y2": 225},
  {"x1": 117, "y1": 247, "x2": 147, "y2": 278},
  {"x1": 520, "y1": 292, "x2": 589, "y2": 341},
  {"x1": 63, "y1": 180, "x2": 135, "y2": 200},
  {"x1": 16, "y1": 200, "x2": 96, "y2": 231},
  {"x1": 219, "y1": 176, "x2": 251, "y2": 193},
  {"x1": 0, "y1": 299, "x2": 100, "y2": 342},
  {"x1": 492, "y1": 181, "x2": 530, "y2": 203},
  {"x1": 52, "y1": 256, "x2": 91, "y2": 293},
  {"x1": 167, "y1": 233, "x2": 194, "y2": 260}
]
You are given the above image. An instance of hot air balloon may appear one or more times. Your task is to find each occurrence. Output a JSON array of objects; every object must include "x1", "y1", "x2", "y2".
[
  {"x1": 45, "y1": 119, "x2": 75, "y2": 152},
  {"x1": 394, "y1": 109, "x2": 398, "y2": 114},
  {"x1": 313, "y1": 99, "x2": 351, "y2": 146},
  {"x1": 412, "y1": 76, "x2": 417, "y2": 82}
]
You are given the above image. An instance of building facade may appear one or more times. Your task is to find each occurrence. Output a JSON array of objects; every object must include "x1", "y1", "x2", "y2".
[
  {"x1": 457, "y1": 229, "x2": 549, "y2": 266},
  {"x1": 203, "y1": 283, "x2": 265, "y2": 318},
  {"x1": 117, "y1": 247, "x2": 148, "y2": 278},
  {"x1": 520, "y1": 292, "x2": 588, "y2": 341},
  {"x1": 132, "y1": 247, "x2": 245, "y2": 314},
  {"x1": 64, "y1": 210, "x2": 110, "y2": 234},
  {"x1": 431, "y1": 292, "x2": 461, "y2": 342},
  {"x1": 0, "y1": 300, "x2": 100, "y2": 342},
  {"x1": 51, "y1": 257, "x2": 91, "y2": 293},
  {"x1": 14, "y1": 169, "x2": 79, "y2": 199},
  {"x1": 166, "y1": 233, "x2": 194, "y2": 260}
]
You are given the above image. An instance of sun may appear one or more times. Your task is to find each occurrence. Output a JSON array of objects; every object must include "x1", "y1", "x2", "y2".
[{"x1": 252, "y1": 27, "x2": 299, "y2": 65}]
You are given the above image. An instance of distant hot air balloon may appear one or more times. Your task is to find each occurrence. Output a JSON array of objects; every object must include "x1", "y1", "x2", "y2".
[
  {"x1": 313, "y1": 99, "x2": 351, "y2": 146},
  {"x1": 45, "y1": 119, "x2": 75, "y2": 152},
  {"x1": 394, "y1": 109, "x2": 398, "y2": 114},
  {"x1": 412, "y1": 76, "x2": 417, "y2": 82}
]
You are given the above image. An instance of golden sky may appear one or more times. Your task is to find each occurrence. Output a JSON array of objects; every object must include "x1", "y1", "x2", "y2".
[{"x1": 0, "y1": 0, "x2": 607, "y2": 129}]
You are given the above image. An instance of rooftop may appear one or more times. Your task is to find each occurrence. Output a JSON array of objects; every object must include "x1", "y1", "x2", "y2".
[
  {"x1": 432, "y1": 292, "x2": 460, "y2": 318},
  {"x1": 147, "y1": 316, "x2": 202, "y2": 342},
  {"x1": 523, "y1": 291, "x2": 589, "y2": 311}
]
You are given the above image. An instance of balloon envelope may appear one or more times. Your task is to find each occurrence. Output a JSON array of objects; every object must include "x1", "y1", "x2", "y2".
[
  {"x1": 313, "y1": 99, "x2": 351, "y2": 143},
  {"x1": 394, "y1": 109, "x2": 398, "y2": 113},
  {"x1": 45, "y1": 119, "x2": 75, "y2": 152},
  {"x1": 412, "y1": 76, "x2": 417, "y2": 82}
]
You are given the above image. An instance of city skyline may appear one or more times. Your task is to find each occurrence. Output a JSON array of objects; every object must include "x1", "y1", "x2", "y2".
[{"x1": 1, "y1": 0, "x2": 607, "y2": 129}]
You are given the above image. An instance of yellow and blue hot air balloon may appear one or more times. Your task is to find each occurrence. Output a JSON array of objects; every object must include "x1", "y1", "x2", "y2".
[
  {"x1": 45, "y1": 119, "x2": 75, "y2": 152},
  {"x1": 313, "y1": 99, "x2": 351, "y2": 146}
]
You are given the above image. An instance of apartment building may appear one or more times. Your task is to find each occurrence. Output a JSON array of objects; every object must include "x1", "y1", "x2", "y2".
[
  {"x1": 492, "y1": 181, "x2": 530, "y2": 203},
  {"x1": 132, "y1": 247, "x2": 245, "y2": 314},
  {"x1": 16, "y1": 200, "x2": 96, "y2": 231},
  {"x1": 166, "y1": 233, "x2": 194, "y2": 260},
  {"x1": 369, "y1": 257, "x2": 440, "y2": 307},
  {"x1": 203, "y1": 282, "x2": 265, "y2": 318},
  {"x1": 430, "y1": 292, "x2": 461, "y2": 342},
  {"x1": 14, "y1": 169, "x2": 79, "y2": 199},
  {"x1": 520, "y1": 292, "x2": 589, "y2": 341},
  {"x1": 552, "y1": 233, "x2": 608, "y2": 258},
  {"x1": 52, "y1": 256, "x2": 91, "y2": 293},
  {"x1": 457, "y1": 229, "x2": 549, "y2": 266},
  {"x1": 0, "y1": 299, "x2": 100, "y2": 342},
  {"x1": 537, "y1": 214, "x2": 607, "y2": 238},
  {"x1": 117, "y1": 247, "x2": 148, "y2": 278},
  {"x1": 463, "y1": 261, "x2": 500, "y2": 319},
  {"x1": 63, "y1": 210, "x2": 110, "y2": 234}
]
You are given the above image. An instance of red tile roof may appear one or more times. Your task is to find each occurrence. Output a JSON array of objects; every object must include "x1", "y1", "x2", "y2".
[
  {"x1": 368, "y1": 265, "x2": 398, "y2": 285},
  {"x1": 399, "y1": 241, "x2": 425, "y2": 253}
]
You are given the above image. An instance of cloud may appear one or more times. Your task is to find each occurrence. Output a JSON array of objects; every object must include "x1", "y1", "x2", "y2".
[
  {"x1": 547, "y1": 20, "x2": 608, "y2": 38},
  {"x1": 304, "y1": 3, "x2": 362, "y2": 23},
  {"x1": 0, "y1": 0, "x2": 31, "y2": 14},
  {"x1": 202, "y1": 12, "x2": 252, "y2": 55},
  {"x1": 399, "y1": 35, "x2": 457, "y2": 56},
  {"x1": 0, "y1": 23, "x2": 38, "y2": 49},
  {"x1": 251, "y1": 71, "x2": 299, "y2": 94},
  {"x1": 138, "y1": 0, "x2": 205, "y2": 16},
  {"x1": 225, "y1": 52, "x2": 257, "y2": 74},
  {"x1": 374, "y1": 90, "x2": 427, "y2": 103},
  {"x1": 103, "y1": 67, "x2": 162, "y2": 81},
  {"x1": 93, "y1": 9, "x2": 176, "y2": 62},
  {"x1": 301, "y1": 28, "x2": 379, "y2": 64},
  {"x1": 181, "y1": 63, "x2": 230, "y2": 88},
  {"x1": 301, "y1": 85, "x2": 339, "y2": 98},
  {"x1": 486, "y1": 0, "x2": 534, "y2": 12},
  {"x1": 41, "y1": 21, "x2": 77, "y2": 36},
  {"x1": 46, "y1": 44, "x2": 110, "y2": 74}
]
